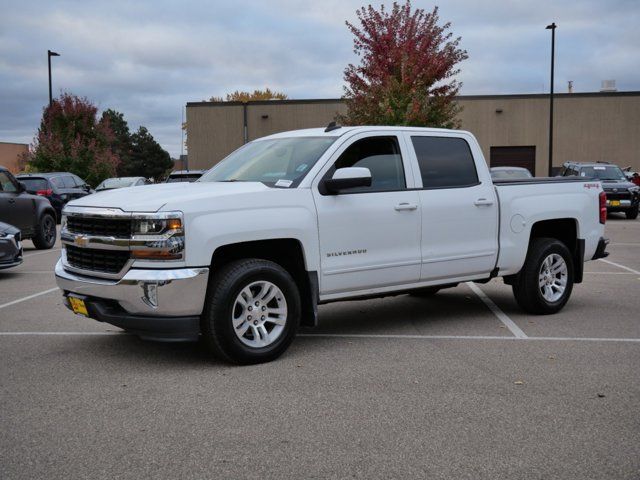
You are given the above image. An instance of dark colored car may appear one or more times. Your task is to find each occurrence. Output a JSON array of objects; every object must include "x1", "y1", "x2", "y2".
[
  {"x1": 165, "y1": 170, "x2": 207, "y2": 183},
  {"x1": 95, "y1": 176, "x2": 150, "y2": 191},
  {"x1": 560, "y1": 162, "x2": 640, "y2": 219},
  {"x1": 0, "y1": 167, "x2": 57, "y2": 249},
  {"x1": 0, "y1": 221, "x2": 22, "y2": 270},
  {"x1": 17, "y1": 172, "x2": 93, "y2": 222},
  {"x1": 490, "y1": 166, "x2": 533, "y2": 180}
]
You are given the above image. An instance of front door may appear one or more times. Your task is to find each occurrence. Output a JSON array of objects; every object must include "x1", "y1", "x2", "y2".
[
  {"x1": 312, "y1": 134, "x2": 422, "y2": 296},
  {"x1": 0, "y1": 170, "x2": 34, "y2": 233}
]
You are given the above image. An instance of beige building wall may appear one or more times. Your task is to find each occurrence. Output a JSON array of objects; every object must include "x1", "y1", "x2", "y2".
[
  {"x1": 0, "y1": 142, "x2": 28, "y2": 173},
  {"x1": 457, "y1": 92, "x2": 640, "y2": 175},
  {"x1": 186, "y1": 92, "x2": 640, "y2": 173},
  {"x1": 186, "y1": 103, "x2": 245, "y2": 169}
]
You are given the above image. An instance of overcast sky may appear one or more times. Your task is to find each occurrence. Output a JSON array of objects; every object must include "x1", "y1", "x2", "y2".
[{"x1": 1, "y1": 0, "x2": 639, "y2": 157}]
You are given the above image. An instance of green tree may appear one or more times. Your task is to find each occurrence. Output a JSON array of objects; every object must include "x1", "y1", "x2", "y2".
[
  {"x1": 341, "y1": 2, "x2": 468, "y2": 128},
  {"x1": 101, "y1": 109, "x2": 132, "y2": 176},
  {"x1": 122, "y1": 126, "x2": 173, "y2": 180},
  {"x1": 27, "y1": 93, "x2": 119, "y2": 186}
]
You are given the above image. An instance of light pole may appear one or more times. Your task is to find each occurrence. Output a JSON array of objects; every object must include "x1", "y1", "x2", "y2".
[
  {"x1": 48, "y1": 50, "x2": 60, "y2": 107},
  {"x1": 545, "y1": 23, "x2": 556, "y2": 177}
]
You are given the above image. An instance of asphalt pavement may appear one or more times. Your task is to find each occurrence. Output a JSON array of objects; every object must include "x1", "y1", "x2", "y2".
[{"x1": 1, "y1": 215, "x2": 639, "y2": 479}]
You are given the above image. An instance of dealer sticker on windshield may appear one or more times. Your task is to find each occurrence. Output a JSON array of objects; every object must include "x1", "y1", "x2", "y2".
[{"x1": 275, "y1": 179, "x2": 293, "y2": 188}]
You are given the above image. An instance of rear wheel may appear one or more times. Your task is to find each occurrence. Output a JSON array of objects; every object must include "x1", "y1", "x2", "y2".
[
  {"x1": 32, "y1": 213, "x2": 56, "y2": 249},
  {"x1": 512, "y1": 238, "x2": 574, "y2": 314},
  {"x1": 201, "y1": 259, "x2": 300, "y2": 364},
  {"x1": 626, "y1": 205, "x2": 639, "y2": 220}
]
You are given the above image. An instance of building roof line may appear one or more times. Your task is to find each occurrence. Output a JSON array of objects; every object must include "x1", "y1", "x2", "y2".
[{"x1": 186, "y1": 90, "x2": 640, "y2": 107}]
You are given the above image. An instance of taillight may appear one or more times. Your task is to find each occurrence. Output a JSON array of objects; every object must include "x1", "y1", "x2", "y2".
[
  {"x1": 599, "y1": 191, "x2": 607, "y2": 225},
  {"x1": 36, "y1": 189, "x2": 53, "y2": 196}
]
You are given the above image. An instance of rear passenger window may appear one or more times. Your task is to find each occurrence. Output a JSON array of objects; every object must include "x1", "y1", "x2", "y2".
[
  {"x1": 50, "y1": 177, "x2": 64, "y2": 188},
  {"x1": 412, "y1": 136, "x2": 479, "y2": 188},
  {"x1": 328, "y1": 136, "x2": 406, "y2": 193}
]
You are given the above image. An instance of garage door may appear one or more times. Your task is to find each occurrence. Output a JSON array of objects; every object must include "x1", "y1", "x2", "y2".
[{"x1": 490, "y1": 146, "x2": 536, "y2": 176}]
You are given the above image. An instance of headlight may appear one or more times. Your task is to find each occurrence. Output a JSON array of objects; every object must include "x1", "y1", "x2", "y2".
[
  {"x1": 629, "y1": 186, "x2": 640, "y2": 194},
  {"x1": 130, "y1": 212, "x2": 185, "y2": 260}
]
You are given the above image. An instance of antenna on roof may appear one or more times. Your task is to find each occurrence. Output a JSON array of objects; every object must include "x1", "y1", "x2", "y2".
[{"x1": 324, "y1": 121, "x2": 341, "y2": 132}]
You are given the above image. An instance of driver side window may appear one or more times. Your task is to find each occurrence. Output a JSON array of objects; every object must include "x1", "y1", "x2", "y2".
[{"x1": 328, "y1": 136, "x2": 406, "y2": 193}]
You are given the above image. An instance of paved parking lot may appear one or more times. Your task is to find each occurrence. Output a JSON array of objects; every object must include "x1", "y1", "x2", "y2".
[{"x1": 1, "y1": 216, "x2": 639, "y2": 479}]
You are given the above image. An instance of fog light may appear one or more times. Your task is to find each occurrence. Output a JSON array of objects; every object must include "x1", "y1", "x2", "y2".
[{"x1": 141, "y1": 283, "x2": 159, "y2": 308}]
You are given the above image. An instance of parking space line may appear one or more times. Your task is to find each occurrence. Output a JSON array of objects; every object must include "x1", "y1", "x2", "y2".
[
  {"x1": 298, "y1": 334, "x2": 640, "y2": 343},
  {"x1": 1, "y1": 332, "x2": 637, "y2": 343},
  {"x1": 466, "y1": 282, "x2": 528, "y2": 338},
  {"x1": 598, "y1": 259, "x2": 640, "y2": 275},
  {"x1": 610, "y1": 243, "x2": 640, "y2": 247},
  {"x1": 0, "y1": 288, "x2": 59, "y2": 310},
  {"x1": 584, "y1": 271, "x2": 634, "y2": 275},
  {"x1": 23, "y1": 249, "x2": 61, "y2": 258}
]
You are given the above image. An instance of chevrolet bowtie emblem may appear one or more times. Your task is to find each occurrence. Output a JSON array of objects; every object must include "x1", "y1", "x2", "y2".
[{"x1": 74, "y1": 235, "x2": 89, "y2": 247}]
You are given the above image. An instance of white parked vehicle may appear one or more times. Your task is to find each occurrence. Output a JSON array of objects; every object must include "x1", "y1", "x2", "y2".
[{"x1": 55, "y1": 126, "x2": 609, "y2": 364}]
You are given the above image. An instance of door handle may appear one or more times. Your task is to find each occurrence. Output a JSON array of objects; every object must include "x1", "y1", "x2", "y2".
[
  {"x1": 394, "y1": 203, "x2": 418, "y2": 211},
  {"x1": 474, "y1": 198, "x2": 494, "y2": 207}
]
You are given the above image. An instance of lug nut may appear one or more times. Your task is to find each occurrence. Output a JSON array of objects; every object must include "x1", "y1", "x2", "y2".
[
  {"x1": 261, "y1": 315, "x2": 265, "y2": 320},
  {"x1": 261, "y1": 306, "x2": 266, "y2": 311},
  {"x1": 255, "y1": 301, "x2": 260, "y2": 306},
  {"x1": 248, "y1": 306, "x2": 253, "y2": 311},
  {"x1": 253, "y1": 320, "x2": 258, "y2": 325},
  {"x1": 247, "y1": 315, "x2": 252, "y2": 320}
]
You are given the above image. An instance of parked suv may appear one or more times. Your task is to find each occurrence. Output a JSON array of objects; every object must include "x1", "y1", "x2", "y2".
[
  {"x1": 560, "y1": 162, "x2": 640, "y2": 219},
  {"x1": 17, "y1": 172, "x2": 93, "y2": 222},
  {"x1": 0, "y1": 167, "x2": 57, "y2": 249}
]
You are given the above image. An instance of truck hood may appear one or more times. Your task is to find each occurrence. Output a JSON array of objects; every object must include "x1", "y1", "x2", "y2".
[
  {"x1": 601, "y1": 180, "x2": 635, "y2": 190},
  {"x1": 67, "y1": 182, "x2": 272, "y2": 212}
]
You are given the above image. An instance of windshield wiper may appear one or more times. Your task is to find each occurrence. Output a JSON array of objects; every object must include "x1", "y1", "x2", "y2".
[{"x1": 217, "y1": 179, "x2": 243, "y2": 182}]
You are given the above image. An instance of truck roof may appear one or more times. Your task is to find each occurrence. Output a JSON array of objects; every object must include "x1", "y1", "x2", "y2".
[{"x1": 261, "y1": 125, "x2": 471, "y2": 140}]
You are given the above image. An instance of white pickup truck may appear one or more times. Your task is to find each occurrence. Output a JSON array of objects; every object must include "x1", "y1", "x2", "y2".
[{"x1": 55, "y1": 126, "x2": 609, "y2": 364}]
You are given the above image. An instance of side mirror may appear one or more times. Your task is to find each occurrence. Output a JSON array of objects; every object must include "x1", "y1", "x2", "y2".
[
  {"x1": 17, "y1": 181, "x2": 27, "y2": 193},
  {"x1": 323, "y1": 167, "x2": 372, "y2": 194}
]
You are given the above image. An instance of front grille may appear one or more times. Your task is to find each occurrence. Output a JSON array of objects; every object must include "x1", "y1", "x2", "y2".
[
  {"x1": 605, "y1": 191, "x2": 632, "y2": 201},
  {"x1": 67, "y1": 216, "x2": 131, "y2": 238},
  {"x1": 65, "y1": 245, "x2": 130, "y2": 274}
]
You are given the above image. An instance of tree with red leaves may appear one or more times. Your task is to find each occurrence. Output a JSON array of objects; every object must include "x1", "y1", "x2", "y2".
[
  {"x1": 342, "y1": 2, "x2": 468, "y2": 128},
  {"x1": 27, "y1": 93, "x2": 119, "y2": 186}
]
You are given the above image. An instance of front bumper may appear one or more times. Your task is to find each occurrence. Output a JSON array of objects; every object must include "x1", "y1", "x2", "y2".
[
  {"x1": 0, "y1": 234, "x2": 23, "y2": 270},
  {"x1": 55, "y1": 260, "x2": 209, "y2": 340}
]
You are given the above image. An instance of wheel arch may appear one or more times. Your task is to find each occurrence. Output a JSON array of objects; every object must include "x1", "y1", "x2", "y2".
[
  {"x1": 528, "y1": 218, "x2": 583, "y2": 283},
  {"x1": 210, "y1": 238, "x2": 319, "y2": 327}
]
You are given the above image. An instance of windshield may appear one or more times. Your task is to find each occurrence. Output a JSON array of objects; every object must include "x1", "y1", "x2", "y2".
[
  {"x1": 580, "y1": 166, "x2": 626, "y2": 181},
  {"x1": 198, "y1": 137, "x2": 337, "y2": 187},
  {"x1": 96, "y1": 178, "x2": 138, "y2": 190},
  {"x1": 491, "y1": 169, "x2": 532, "y2": 180}
]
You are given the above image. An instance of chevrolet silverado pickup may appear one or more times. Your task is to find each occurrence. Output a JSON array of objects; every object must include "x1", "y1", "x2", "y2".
[{"x1": 55, "y1": 126, "x2": 609, "y2": 364}]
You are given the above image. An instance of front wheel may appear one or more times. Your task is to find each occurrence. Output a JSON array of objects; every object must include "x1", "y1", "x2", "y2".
[
  {"x1": 201, "y1": 259, "x2": 300, "y2": 364},
  {"x1": 32, "y1": 213, "x2": 56, "y2": 249},
  {"x1": 512, "y1": 238, "x2": 574, "y2": 315},
  {"x1": 626, "y1": 205, "x2": 639, "y2": 220}
]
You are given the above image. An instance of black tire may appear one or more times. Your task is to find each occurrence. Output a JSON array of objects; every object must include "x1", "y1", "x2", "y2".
[
  {"x1": 201, "y1": 259, "x2": 301, "y2": 364},
  {"x1": 512, "y1": 238, "x2": 574, "y2": 315},
  {"x1": 32, "y1": 213, "x2": 56, "y2": 249},
  {"x1": 409, "y1": 287, "x2": 441, "y2": 297},
  {"x1": 625, "y1": 205, "x2": 639, "y2": 220}
]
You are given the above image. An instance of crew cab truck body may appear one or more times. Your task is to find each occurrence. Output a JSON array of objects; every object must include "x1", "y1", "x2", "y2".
[{"x1": 55, "y1": 126, "x2": 608, "y2": 364}]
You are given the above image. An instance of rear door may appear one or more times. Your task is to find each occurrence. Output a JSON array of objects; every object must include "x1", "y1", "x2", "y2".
[
  {"x1": 403, "y1": 132, "x2": 499, "y2": 282},
  {"x1": 312, "y1": 132, "x2": 422, "y2": 296}
]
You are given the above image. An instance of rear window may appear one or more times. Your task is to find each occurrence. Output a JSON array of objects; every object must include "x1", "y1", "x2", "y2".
[
  {"x1": 411, "y1": 136, "x2": 479, "y2": 188},
  {"x1": 19, "y1": 178, "x2": 49, "y2": 191},
  {"x1": 167, "y1": 174, "x2": 202, "y2": 183}
]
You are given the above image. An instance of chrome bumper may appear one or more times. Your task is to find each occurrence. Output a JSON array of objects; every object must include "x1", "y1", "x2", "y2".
[{"x1": 55, "y1": 259, "x2": 209, "y2": 317}]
